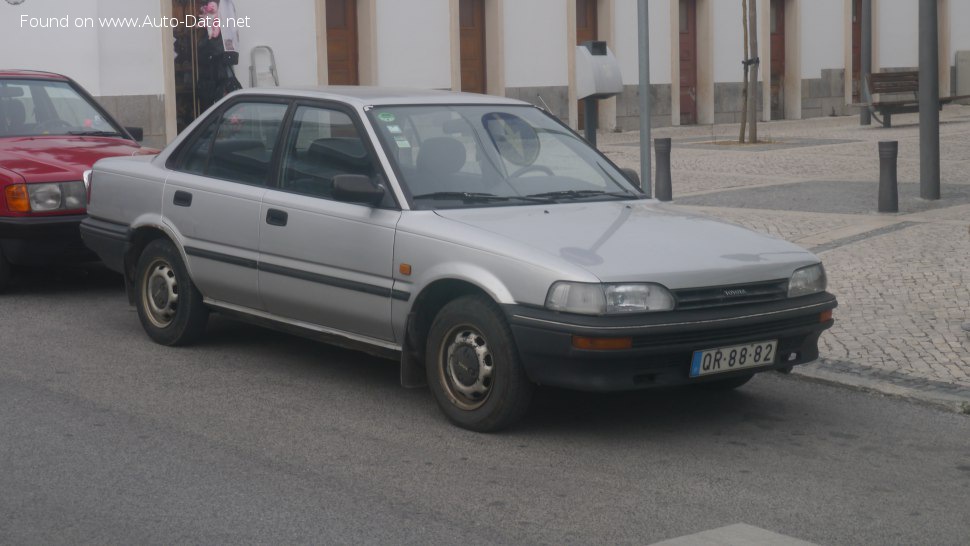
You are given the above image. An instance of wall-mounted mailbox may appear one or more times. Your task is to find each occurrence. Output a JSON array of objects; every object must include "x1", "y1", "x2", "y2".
[{"x1": 576, "y1": 41, "x2": 623, "y2": 101}]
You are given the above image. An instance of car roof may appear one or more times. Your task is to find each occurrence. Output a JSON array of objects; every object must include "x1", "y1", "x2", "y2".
[
  {"x1": 230, "y1": 86, "x2": 531, "y2": 108},
  {"x1": 0, "y1": 70, "x2": 70, "y2": 81}
]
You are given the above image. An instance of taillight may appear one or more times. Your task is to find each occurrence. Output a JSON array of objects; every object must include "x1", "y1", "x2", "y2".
[{"x1": 5, "y1": 184, "x2": 30, "y2": 212}]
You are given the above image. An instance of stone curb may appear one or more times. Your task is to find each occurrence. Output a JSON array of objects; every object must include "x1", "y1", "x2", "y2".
[{"x1": 793, "y1": 359, "x2": 970, "y2": 415}]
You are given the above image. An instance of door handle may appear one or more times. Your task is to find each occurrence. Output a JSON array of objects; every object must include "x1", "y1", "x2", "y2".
[
  {"x1": 266, "y1": 208, "x2": 288, "y2": 226},
  {"x1": 173, "y1": 190, "x2": 192, "y2": 207}
]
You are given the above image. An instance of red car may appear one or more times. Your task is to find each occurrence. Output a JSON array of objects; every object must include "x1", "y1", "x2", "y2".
[{"x1": 0, "y1": 70, "x2": 156, "y2": 291}]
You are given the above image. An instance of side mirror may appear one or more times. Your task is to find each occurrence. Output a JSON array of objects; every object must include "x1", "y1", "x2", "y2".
[
  {"x1": 621, "y1": 168, "x2": 641, "y2": 190},
  {"x1": 125, "y1": 127, "x2": 144, "y2": 142},
  {"x1": 332, "y1": 174, "x2": 385, "y2": 206}
]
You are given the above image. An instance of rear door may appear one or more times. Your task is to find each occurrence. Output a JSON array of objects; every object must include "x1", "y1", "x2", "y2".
[
  {"x1": 258, "y1": 102, "x2": 400, "y2": 342},
  {"x1": 163, "y1": 99, "x2": 289, "y2": 309}
]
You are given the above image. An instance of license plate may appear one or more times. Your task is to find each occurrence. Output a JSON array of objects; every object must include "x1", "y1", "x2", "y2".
[{"x1": 690, "y1": 340, "x2": 777, "y2": 378}]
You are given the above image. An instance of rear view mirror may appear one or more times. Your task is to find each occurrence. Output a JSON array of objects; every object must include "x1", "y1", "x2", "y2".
[
  {"x1": 125, "y1": 127, "x2": 144, "y2": 142},
  {"x1": 621, "y1": 168, "x2": 641, "y2": 190},
  {"x1": 332, "y1": 174, "x2": 385, "y2": 206}
]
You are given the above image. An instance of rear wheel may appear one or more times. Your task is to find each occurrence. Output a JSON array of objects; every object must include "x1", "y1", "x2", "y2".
[
  {"x1": 425, "y1": 295, "x2": 533, "y2": 432},
  {"x1": 134, "y1": 239, "x2": 208, "y2": 346}
]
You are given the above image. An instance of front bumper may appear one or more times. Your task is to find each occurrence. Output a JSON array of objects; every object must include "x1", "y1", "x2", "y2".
[
  {"x1": 0, "y1": 214, "x2": 95, "y2": 265},
  {"x1": 505, "y1": 292, "x2": 837, "y2": 392}
]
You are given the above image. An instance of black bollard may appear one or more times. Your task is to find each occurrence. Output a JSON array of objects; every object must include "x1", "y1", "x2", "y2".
[
  {"x1": 655, "y1": 137, "x2": 672, "y2": 201},
  {"x1": 878, "y1": 141, "x2": 899, "y2": 213},
  {"x1": 584, "y1": 98, "x2": 598, "y2": 147}
]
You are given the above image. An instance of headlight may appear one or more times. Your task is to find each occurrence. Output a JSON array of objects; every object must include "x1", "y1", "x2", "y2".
[
  {"x1": 545, "y1": 282, "x2": 675, "y2": 315},
  {"x1": 26, "y1": 181, "x2": 86, "y2": 212},
  {"x1": 788, "y1": 263, "x2": 827, "y2": 297}
]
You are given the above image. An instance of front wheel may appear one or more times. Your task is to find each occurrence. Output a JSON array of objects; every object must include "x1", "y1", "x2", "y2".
[
  {"x1": 134, "y1": 239, "x2": 208, "y2": 346},
  {"x1": 425, "y1": 295, "x2": 533, "y2": 432}
]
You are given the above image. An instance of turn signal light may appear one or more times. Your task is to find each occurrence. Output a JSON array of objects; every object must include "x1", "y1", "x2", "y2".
[
  {"x1": 5, "y1": 184, "x2": 30, "y2": 212},
  {"x1": 572, "y1": 336, "x2": 633, "y2": 350},
  {"x1": 820, "y1": 310, "x2": 833, "y2": 323}
]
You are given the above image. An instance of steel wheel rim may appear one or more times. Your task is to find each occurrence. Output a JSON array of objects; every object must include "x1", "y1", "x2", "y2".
[
  {"x1": 439, "y1": 324, "x2": 495, "y2": 411},
  {"x1": 143, "y1": 258, "x2": 179, "y2": 329}
]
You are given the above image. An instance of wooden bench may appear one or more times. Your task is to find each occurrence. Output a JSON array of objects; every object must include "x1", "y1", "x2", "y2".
[{"x1": 863, "y1": 70, "x2": 970, "y2": 127}]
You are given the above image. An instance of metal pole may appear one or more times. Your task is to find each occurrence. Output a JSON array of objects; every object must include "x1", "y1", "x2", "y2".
[
  {"x1": 919, "y1": 0, "x2": 941, "y2": 200},
  {"x1": 584, "y1": 98, "x2": 598, "y2": 147},
  {"x1": 878, "y1": 141, "x2": 899, "y2": 213},
  {"x1": 638, "y1": 0, "x2": 652, "y2": 198},
  {"x1": 655, "y1": 138, "x2": 672, "y2": 201},
  {"x1": 860, "y1": 0, "x2": 872, "y2": 125}
]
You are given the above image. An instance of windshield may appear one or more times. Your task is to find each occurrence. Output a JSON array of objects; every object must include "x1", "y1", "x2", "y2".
[
  {"x1": 367, "y1": 105, "x2": 641, "y2": 209},
  {"x1": 0, "y1": 79, "x2": 123, "y2": 138}
]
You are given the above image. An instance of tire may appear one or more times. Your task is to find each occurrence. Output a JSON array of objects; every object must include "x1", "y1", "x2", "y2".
[
  {"x1": 0, "y1": 248, "x2": 9, "y2": 293},
  {"x1": 696, "y1": 373, "x2": 754, "y2": 391},
  {"x1": 425, "y1": 295, "x2": 534, "y2": 432},
  {"x1": 134, "y1": 239, "x2": 208, "y2": 346}
]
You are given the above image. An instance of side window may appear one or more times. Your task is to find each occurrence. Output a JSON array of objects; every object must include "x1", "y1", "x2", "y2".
[
  {"x1": 280, "y1": 106, "x2": 376, "y2": 199},
  {"x1": 179, "y1": 101, "x2": 288, "y2": 186}
]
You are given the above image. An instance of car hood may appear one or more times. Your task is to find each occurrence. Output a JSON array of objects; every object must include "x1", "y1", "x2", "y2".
[
  {"x1": 433, "y1": 200, "x2": 819, "y2": 289},
  {"x1": 0, "y1": 137, "x2": 154, "y2": 183}
]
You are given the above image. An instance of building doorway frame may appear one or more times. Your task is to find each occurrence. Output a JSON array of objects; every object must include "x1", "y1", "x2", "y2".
[
  {"x1": 760, "y1": 0, "x2": 801, "y2": 121},
  {"x1": 315, "y1": 0, "x2": 377, "y2": 86},
  {"x1": 450, "y1": 0, "x2": 505, "y2": 96},
  {"x1": 669, "y1": 0, "x2": 712, "y2": 126}
]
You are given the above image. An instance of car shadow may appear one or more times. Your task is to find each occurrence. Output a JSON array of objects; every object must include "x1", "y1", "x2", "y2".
[
  {"x1": 197, "y1": 314, "x2": 803, "y2": 436},
  {"x1": 3, "y1": 263, "x2": 124, "y2": 295}
]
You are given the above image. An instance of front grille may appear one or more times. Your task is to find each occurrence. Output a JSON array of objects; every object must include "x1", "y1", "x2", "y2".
[
  {"x1": 631, "y1": 314, "x2": 818, "y2": 349},
  {"x1": 673, "y1": 279, "x2": 789, "y2": 310}
]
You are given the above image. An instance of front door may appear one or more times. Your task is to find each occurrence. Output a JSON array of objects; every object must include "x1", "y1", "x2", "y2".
[
  {"x1": 770, "y1": 0, "x2": 786, "y2": 119},
  {"x1": 327, "y1": 0, "x2": 359, "y2": 85},
  {"x1": 258, "y1": 103, "x2": 399, "y2": 342},
  {"x1": 679, "y1": 0, "x2": 698, "y2": 125},
  {"x1": 163, "y1": 100, "x2": 289, "y2": 309},
  {"x1": 576, "y1": 0, "x2": 598, "y2": 130},
  {"x1": 459, "y1": 0, "x2": 487, "y2": 94}
]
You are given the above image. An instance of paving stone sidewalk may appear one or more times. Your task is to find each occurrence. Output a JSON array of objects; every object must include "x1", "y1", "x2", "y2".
[{"x1": 598, "y1": 106, "x2": 970, "y2": 412}]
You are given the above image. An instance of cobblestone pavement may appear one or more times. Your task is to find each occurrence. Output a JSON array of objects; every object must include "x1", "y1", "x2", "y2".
[{"x1": 599, "y1": 106, "x2": 970, "y2": 411}]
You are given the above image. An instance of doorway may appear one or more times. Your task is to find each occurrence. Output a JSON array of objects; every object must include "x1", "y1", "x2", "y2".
[
  {"x1": 576, "y1": 0, "x2": 598, "y2": 129},
  {"x1": 327, "y1": 0, "x2": 359, "y2": 85},
  {"x1": 172, "y1": 0, "x2": 206, "y2": 132},
  {"x1": 770, "y1": 0, "x2": 786, "y2": 119},
  {"x1": 679, "y1": 0, "x2": 698, "y2": 125},
  {"x1": 459, "y1": 0, "x2": 487, "y2": 94}
]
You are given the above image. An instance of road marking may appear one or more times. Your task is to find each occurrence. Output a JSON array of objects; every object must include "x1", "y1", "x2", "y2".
[{"x1": 650, "y1": 523, "x2": 818, "y2": 546}]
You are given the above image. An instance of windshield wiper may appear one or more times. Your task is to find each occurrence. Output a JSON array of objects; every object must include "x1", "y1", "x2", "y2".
[
  {"x1": 524, "y1": 189, "x2": 633, "y2": 200},
  {"x1": 68, "y1": 130, "x2": 122, "y2": 137},
  {"x1": 412, "y1": 191, "x2": 511, "y2": 202},
  {"x1": 412, "y1": 191, "x2": 553, "y2": 204}
]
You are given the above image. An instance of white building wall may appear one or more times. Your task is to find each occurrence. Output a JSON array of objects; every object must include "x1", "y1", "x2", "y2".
[
  {"x1": 503, "y1": 0, "x2": 568, "y2": 87},
  {"x1": 712, "y1": 0, "x2": 744, "y2": 84},
  {"x1": 614, "y1": 0, "x2": 672, "y2": 85},
  {"x1": 800, "y1": 0, "x2": 843, "y2": 79},
  {"x1": 1, "y1": 0, "x2": 105, "y2": 95},
  {"x1": 234, "y1": 0, "x2": 320, "y2": 88},
  {"x1": 948, "y1": 0, "x2": 970, "y2": 60},
  {"x1": 374, "y1": 0, "x2": 452, "y2": 88},
  {"x1": 878, "y1": 0, "x2": 919, "y2": 68},
  {"x1": 96, "y1": 0, "x2": 165, "y2": 96}
]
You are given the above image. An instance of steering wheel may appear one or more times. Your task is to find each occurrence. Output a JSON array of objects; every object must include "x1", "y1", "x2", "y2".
[
  {"x1": 35, "y1": 119, "x2": 73, "y2": 133},
  {"x1": 511, "y1": 165, "x2": 555, "y2": 178}
]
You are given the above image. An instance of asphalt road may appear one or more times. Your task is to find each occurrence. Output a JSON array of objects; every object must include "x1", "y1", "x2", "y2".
[{"x1": 2, "y1": 265, "x2": 969, "y2": 545}]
